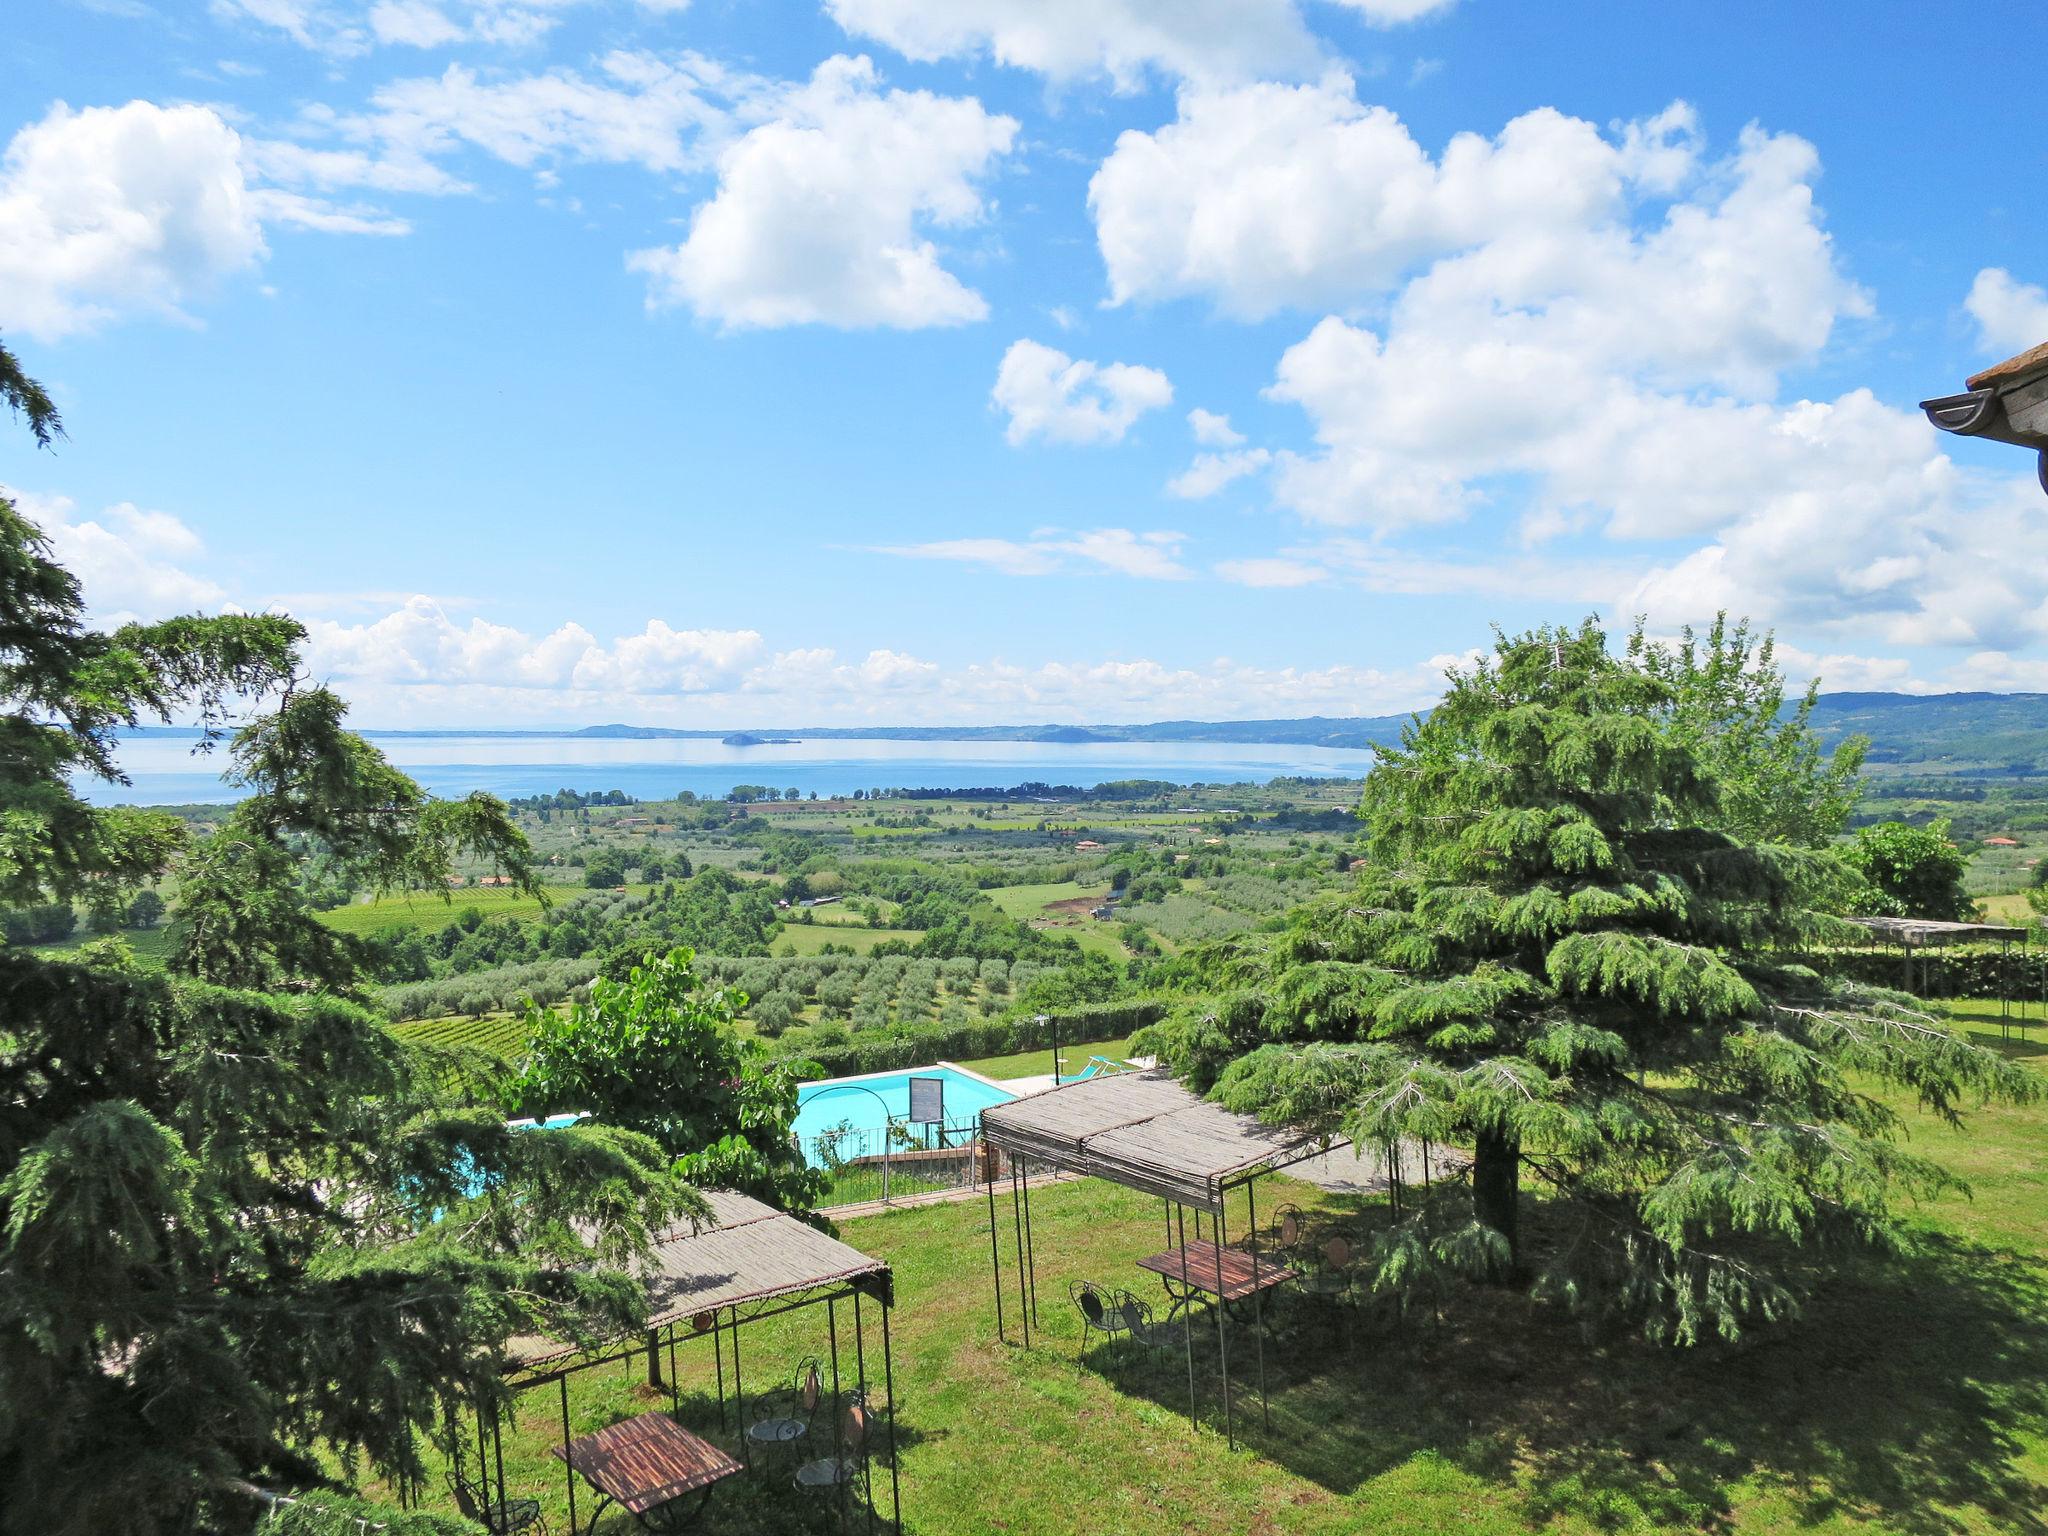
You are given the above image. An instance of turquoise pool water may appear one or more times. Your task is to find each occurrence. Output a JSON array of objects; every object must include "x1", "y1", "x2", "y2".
[{"x1": 794, "y1": 1066, "x2": 1014, "y2": 1144}]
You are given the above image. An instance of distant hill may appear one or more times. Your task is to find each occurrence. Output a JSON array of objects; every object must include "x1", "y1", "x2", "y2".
[
  {"x1": 132, "y1": 693, "x2": 2048, "y2": 773},
  {"x1": 1806, "y1": 692, "x2": 2048, "y2": 774},
  {"x1": 562, "y1": 695, "x2": 2048, "y2": 772},
  {"x1": 562, "y1": 714, "x2": 1415, "y2": 751}
]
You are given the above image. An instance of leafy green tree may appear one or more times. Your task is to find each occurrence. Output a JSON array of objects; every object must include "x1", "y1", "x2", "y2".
[
  {"x1": 0, "y1": 340, "x2": 695, "y2": 1535},
  {"x1": 514, "y1": 948, "x2": 825, "y2": 1215},
  {"x1": 126, "y1": 887, "x2": 166, "y2": 929},
  {"x1": 1629, "y1": 614, "x2": 1866, "y2": 847},
  {"x1": 1843, "y1": 819, "x2": 1975, "y2": 921},
  {"x1": 583, "y1": 847, "x2": 628, "y2": 888},
  {"x1": 1144, "y1": 620, "x2": 2034, "y2": 1343}
]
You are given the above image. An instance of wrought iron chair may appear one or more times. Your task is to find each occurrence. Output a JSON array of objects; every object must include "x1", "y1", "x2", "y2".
[
  {"x1": 447, "y1": 1463, "x2": 545, "y2": 1536},
  {"x1": 1270, "y1": 1204, "x2": 1312, "y2": 1266},
  {"x1": 1299, "y1": 1233, "x2": 1357, "y2": 1302},
  {"x1": 746, "y1": 1356, "x2": 825, "y2": 1458},
  {"x1": 793, "y1": 1390, "x2": 872, "y2": 1498},
  {"x1": 1070, "y1": 1279, "x2": 1134, "y2": 1357},
  {"x1": 1111, "y1": 1288, "x2": 1183, "y2": 1352}
]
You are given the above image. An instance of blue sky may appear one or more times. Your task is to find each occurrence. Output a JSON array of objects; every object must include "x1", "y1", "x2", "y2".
[{"x1": 7, "y1": 0, "x2": 2047, "y2": 727}]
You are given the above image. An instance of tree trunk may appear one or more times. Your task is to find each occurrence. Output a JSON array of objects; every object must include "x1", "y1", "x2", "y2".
[{"x1": 1472, "y1": 1127, "x2": 1521, "y2": 1278}]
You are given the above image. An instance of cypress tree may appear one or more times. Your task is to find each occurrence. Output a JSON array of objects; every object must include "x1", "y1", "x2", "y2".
[{"x1": 1145, "y1": 620, "x2": 2037, "y2": 1342}]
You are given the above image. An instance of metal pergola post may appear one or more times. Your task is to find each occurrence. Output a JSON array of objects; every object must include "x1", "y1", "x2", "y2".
[
  {"x1": 1246, "y1": 1176, "x2": 1269, "y2": 1430},
  {"x1": 559, "y1": 1374, "x2": 575, "y2": 1535},
  {"x1": 1175, "y1": 1201, "x2": 1195, "y2": 1424},
  {"x1": 1213, "y1": 1191, "x2": 1233, "y2": 1448},
  {"x1": 731, "y1": 1304, "x2": 745, "y2": 1464},
  {"x1": 1020, "y1": 1157, "x2": 1040, "y2": 1329},
  {"x1": 881, "y1": 1288, "x2": 903, "y2": 1532},
  {"x1": 854, "y1": 1288, "x2": 875, "y2": 1536},
  {"x1": 828, "y1": 1295, "x2": 846, "y2": 1535},
  {"x1": 1010, "y1": 1162, "x2": 1031, "y2": 1348},
  {"x1": 987, "y1": 1170, "x2": 1006, "y2": 1343}
]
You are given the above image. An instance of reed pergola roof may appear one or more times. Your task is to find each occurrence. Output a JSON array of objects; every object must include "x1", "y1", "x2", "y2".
[
  {"x1": 978, "y1": 1068, "x2": 1337, "y2": 1212},
  {"x1": 511, "y1": 1189, "x2": 889, "y2": 1368},
  {"x1": 1846, "y1": 915, "x2": 2032, "y2": 947}
]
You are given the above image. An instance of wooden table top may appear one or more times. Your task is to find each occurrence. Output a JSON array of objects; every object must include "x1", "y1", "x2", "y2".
[
  {"x1": 1136, "y1": 1240, "x2": 1292, "y2": 1302},
  {"x1": 552, "y1": 1413, "x2": 743, "y2": 1513}
]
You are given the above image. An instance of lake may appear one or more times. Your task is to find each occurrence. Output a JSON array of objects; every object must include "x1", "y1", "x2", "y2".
[{"x1": 84, "y1": 733, "x2": 1376, "y2": 806}]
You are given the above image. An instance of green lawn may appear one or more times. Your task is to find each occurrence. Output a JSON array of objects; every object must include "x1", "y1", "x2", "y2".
[
  {"x1": 947, "y1": 1032, "x2": 1143, "y2": 1080},
  {"x1": 382, "y1": 998, "x2": 2048, "y2": 1536}
]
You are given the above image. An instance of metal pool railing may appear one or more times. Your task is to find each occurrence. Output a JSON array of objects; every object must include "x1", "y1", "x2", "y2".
[{"x1": 802, "y1": 1113, "x2": 991, "y2": 1209}]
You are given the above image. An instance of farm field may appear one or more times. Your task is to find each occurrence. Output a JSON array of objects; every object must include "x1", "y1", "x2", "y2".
[
  {"x1": 390, "y1": 1011, "x2": 531, "y2": 1059},
  {"x1": 316, "y1": 883, "x2": 622, "y2": 936},
  {"x1": 987, "y1": 880, "x2": 1101, "y2": 918},
  {"x1": 774, "y1": 924, "x2": 922, "y2": 955}
]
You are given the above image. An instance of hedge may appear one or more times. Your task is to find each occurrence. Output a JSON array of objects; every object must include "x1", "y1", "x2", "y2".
[{"x1": 776, "y1": 997, "x2": 1170, "y2": 1079}]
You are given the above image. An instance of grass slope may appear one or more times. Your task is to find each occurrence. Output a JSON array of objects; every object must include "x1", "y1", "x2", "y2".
[{"x1": 394, "y1": 1010, "x2": 2048, "y2": 1536}]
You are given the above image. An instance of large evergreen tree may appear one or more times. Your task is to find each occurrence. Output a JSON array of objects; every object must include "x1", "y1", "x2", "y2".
[
  {"x1": 1143, "y1": 621, "x2": 2036, "y2": 1342},
  {"x1": 0, "y1": 338, "x2": 698, "y2": 1534}
]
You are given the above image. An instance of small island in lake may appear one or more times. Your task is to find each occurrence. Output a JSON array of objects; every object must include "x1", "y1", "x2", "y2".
[{"x1": 723, "y1": 732, "x2": 802, "y2": 746}]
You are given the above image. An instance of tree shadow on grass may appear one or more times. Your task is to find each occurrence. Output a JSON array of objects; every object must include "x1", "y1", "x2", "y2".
[
  {"x1": 1958, "y1": 1024, "x2": 2048, "y2": 1063},
  {"x1": 1099, "y1": 1230, "x2": 2048, "y2": 1533}
]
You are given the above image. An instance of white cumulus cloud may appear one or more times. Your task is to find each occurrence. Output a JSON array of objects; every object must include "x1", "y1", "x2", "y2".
[
  {"x1": 1964, "y1": 268, "x2": 2048, "y2": 358},
  {"x1": 629, "y1": 56, "x2": 1017, "y2": 330},
  {"x1": 1168, "y1": 448, "x2": 1270, "y2": 499},
  {"x1": 991, "y1": 339, "x2": 1173, "y2": 445},
  {"x1": 1091, "y1": 86, "x2": 1730, "y2": 321},
  {"x1": 824, "y1": 0, "x2": 1325, "y2": 90},
  {"x1": 0, "y1": 101, "x2": 267, "y2": 340},
  {"x1": 6, "y1": 487, "x2": 225, "y2": 622},
  {"x1": 304, "y1": 599, "x2": 765, "y2": 693}
]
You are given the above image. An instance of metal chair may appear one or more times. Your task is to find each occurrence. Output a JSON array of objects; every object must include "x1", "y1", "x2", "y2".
[
  {"x1": 1070, "y1": 1280, "x2": 1133, "y2": 1357},
  {"x1": 1272, "y1": 1204, "x2": 1310, "y2": 1260},
  {"x1": 793, "y1": 1391, "x2": 871, "y2": 1497},
  {"x1": 446, "y1": 1465, "x2": 545, "y2": 1536},
  {"x1": 1111, "y1": 1289, "x2": 1183, "y2": 1352},
  {"x1": 746, "y1": 1356, "x2": 824, "y2": 1458},
  {"x1": 1299, "y1": 1233, "x2": 1357, "y2": 1301}
]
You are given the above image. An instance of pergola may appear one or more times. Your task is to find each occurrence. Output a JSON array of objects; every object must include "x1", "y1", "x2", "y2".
[
  {"x1": 500, "y1": 1189, "x2": 902, "y2": 1534},
  {"x1": 978, "y1": 1069, "x2": 1346, "y2": 1446},
  {"x1": 1844, "y1": 915, "x2": 2041, "y2": 1037}
]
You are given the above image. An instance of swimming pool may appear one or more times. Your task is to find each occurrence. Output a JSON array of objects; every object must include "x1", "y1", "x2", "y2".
[
  {"x1": 504, "y1": 1112, "x2": 588, "y2": 1131},
  {"x1": 794, "y1": 1064, "x2": 1015, "y2": 1146}
]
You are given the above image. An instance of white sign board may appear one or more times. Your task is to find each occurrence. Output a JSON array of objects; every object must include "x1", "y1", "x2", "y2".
[{"x1": 908, "y1": 1075, "x2": 944, "y2": 1125}]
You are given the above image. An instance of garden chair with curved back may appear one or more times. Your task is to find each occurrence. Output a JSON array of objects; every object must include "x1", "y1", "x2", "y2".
[
  {"x1": 1300, "y1": 1232, "x2": 1357, "y2": 1303},
  {"x1": 447, "y1": 1460, "x2": 545, "y2": 1536},
  {"x1": 793, "y1": 1388, "x2": 873, "y2": 1503},
  {"x1": 1269, "y1": 1204, "x2": 1313, "y2": 1271},
  {"x1": 1070, "y1": 1279, "x2": 1134, "y2": 1357},
  {"x1": 747, "y1": 1356, "x2": 825, "y2": 1459},
  {"x1": 1112, "y1": 1288, "x2": 1183, "y2": 1353}
]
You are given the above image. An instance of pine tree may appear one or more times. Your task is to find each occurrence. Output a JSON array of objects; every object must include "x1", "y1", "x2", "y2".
[
  {"x1": 1143, "y1": 620, "x2": 2037, "y2": 1342},
  {"x1": 0, "y1": 338, "x2": 699, "y2": 1534}
]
